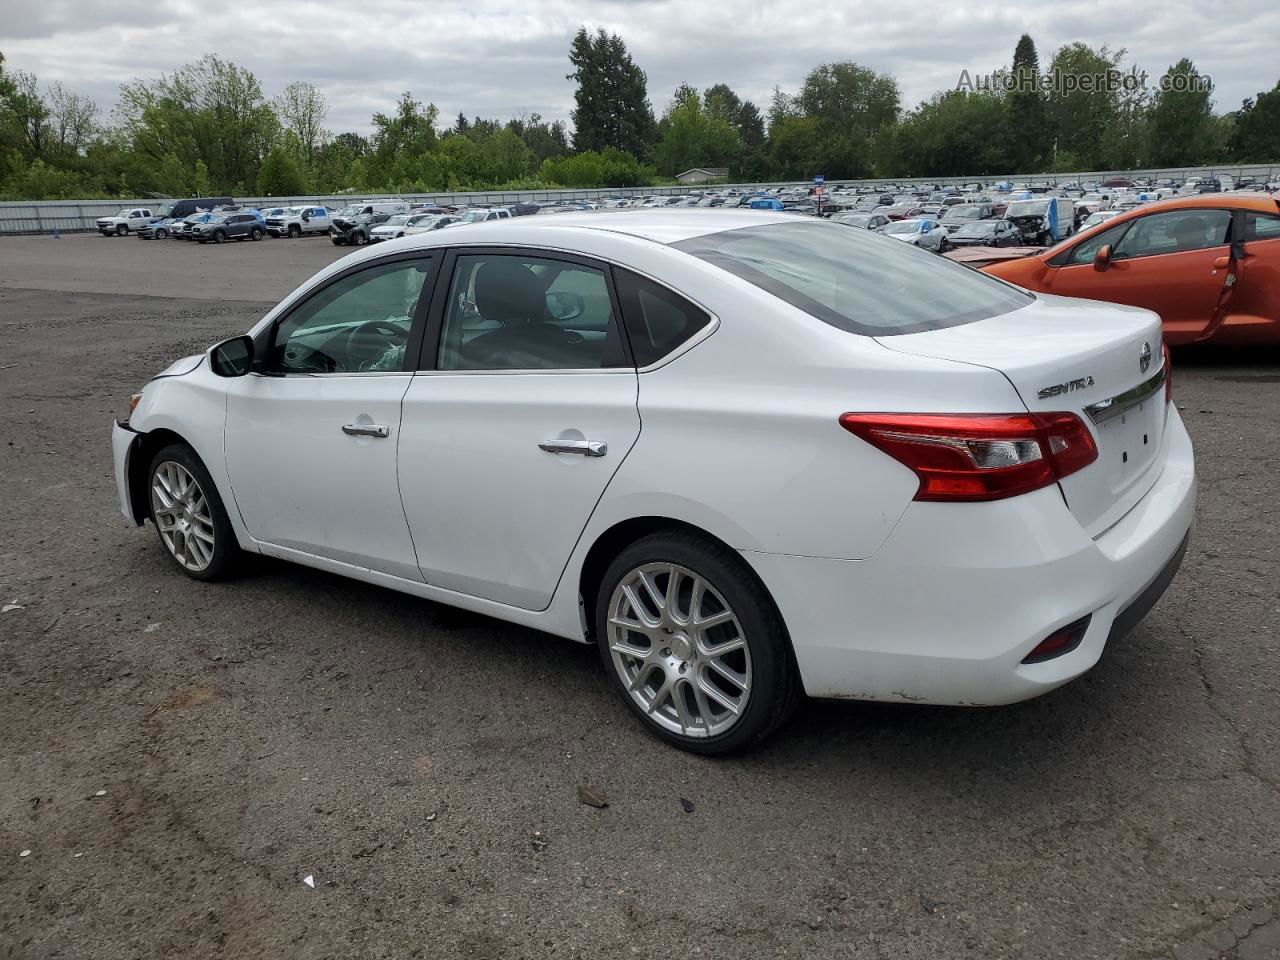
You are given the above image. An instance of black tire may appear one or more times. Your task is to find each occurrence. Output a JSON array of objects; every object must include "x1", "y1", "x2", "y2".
[
  {"x1": 331, "y1": 238, "x2": 344, "y2": 246},
  {"x1": 353, "y1": 231, "x2": 367, "y2": 246},
  {"x1": 146, "y1": 442, "x2": 242, "y2": 582},
  {"x1": 250, "y1": 227, "x2": 263, "y2": 241},
  {"x1": 595, "y1": 530, "x2": 799, "y2": 755},
  {"x1": 155, "y1": 228, "x2": 168, "y2": 239},
  {"x1": 213, "y1": 230, "x2": 226, "y2": 244},
  {"x1": 116, "y1": 224, "x2": 128, "y2": 236},
  {"x1": 288, "y1": 224, "x2": 301, "y2": 238}
]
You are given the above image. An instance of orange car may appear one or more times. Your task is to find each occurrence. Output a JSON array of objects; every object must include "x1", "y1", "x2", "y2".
[{"x1": 983, "y1": 193, "x2": 1280, "y2": 345}]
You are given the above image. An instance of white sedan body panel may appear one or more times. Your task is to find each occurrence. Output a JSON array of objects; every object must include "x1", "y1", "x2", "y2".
[{"x1": 117, "y1": 211, "x2": 1196, "y2": 706}]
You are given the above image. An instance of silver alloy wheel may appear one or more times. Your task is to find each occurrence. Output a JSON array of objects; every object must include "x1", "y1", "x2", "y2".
[
  {"x1": 607, "y1": 562, "x2": 752, "y2": 738},
  {"x1": 150, "y1": 461, "x2": 215, "y2": 571}
]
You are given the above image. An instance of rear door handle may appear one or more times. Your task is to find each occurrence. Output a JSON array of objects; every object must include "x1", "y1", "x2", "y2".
[
  {"x1": 342, "y1": 423, "x2": 390, "y2": 438},
  {"x1": 539, "y1": 439, "x2": 607, "y2": 457}
]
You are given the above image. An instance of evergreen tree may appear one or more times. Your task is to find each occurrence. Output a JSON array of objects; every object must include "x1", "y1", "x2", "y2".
[
  {"x1": 1149, "y1": 59, "x2": 1215, "y2": 165},
  {"x1": 566, "y1": 27, "x2": 654, "y2": 156},
  {"x1": 1008, "y1": 34, "x2": 1048, "y2": 171}
]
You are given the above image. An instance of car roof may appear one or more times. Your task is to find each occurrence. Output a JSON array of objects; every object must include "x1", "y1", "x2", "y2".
[{"x1": 421, "y1": 209, "x2": 799, "y2": 246}]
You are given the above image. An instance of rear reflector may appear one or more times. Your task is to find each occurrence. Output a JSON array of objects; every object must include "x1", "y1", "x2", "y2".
[
  {"x1": 838, "y1": 412, "x2": 1098, "y2": 502},
  {"x1": 1022, "y1": 615, "x2": 1092, "y2": 664}
]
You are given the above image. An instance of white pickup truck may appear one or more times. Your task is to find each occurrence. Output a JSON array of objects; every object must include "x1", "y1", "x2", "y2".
[
  {"x1": 264, "y1": 205, "x2": 332, "y2": 238},
  {"x1": 95, "y1": 207, "x2": 157, "y2": 236}
]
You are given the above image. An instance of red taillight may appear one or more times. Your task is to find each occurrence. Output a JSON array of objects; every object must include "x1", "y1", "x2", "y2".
[
  {"x1": 838, "y1": 412, "x2": 1098, "y2": 502},
  {"x1": 1163, "y1": 343, "x2": 1172, "y2": 403}
]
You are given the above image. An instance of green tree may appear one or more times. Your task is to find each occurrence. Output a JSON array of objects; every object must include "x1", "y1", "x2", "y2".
[
  {"x1": 567, "y1": 27, "x2": 655, "y2": 155},
  {"x1": 890, "y1": 90, "x2": 1012, "y2": 176},
  {"x1": 257, "y1": 146, "x2": 304, "y2": 196},
  {"x1": 1044, "y1": 43, "x2": 1127, "y2": 169},
  {"x1": 275, "y1": 80, "x2": 327, "y2": 178},
  {"x1": 368, "y1": 92, "x2": 439, "y2": 185},
  {"x1": 1008, "y1": 35, "x2": 1048, "y2": 171},
  {"x1": 795, "y1": 62, "x2": 900, "y2": 178},
  {"x1": 767, "y1": 115, "x2": 823, "y2": 180},
  {"x1": 1149, "y1": 59, "x2": 1215, "y2": 165},
  {"x1": 652, "y1": 84, "x2": 742, "y2": 176},
  {"x1": 1230, "y1": 80, "x2": 1280, "y2": 162}
]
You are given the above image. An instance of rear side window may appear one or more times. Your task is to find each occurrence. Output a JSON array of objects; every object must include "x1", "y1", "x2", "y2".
[
  {"x1": 674, "y1": 221, "x2": 1031, "y2": 336},
  {"x1": 1246, "y1": 212, "x2": 1280, "y2": 241},
  {"x1": 614, "y1": 270, "x2": 712, "y2": 366}
]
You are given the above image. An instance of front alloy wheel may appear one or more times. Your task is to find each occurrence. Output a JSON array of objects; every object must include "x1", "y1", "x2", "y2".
[
  {"x1": 147, "y1": 443, "x2": 240, "y2": 580},
  {"x1": 596, "y1": 531, "x2": 797, "y2": 754},
  {"x1": 151, "y1": 461, "x2": 216, "y2": 572}
]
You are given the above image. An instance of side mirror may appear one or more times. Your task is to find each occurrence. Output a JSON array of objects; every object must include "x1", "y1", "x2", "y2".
[
  {"x1": 546, "y1": 291, "x2": 585, "y2": 322},
  {"x1": 1094, "y1": 244, "x2": 1112, "y2": 267},
  {"x1": 209, "y1": 335, "x2": 254, "y2": 377},
  {"x1": 302, "y1": 211, "x2": 311, "y2": 221}
]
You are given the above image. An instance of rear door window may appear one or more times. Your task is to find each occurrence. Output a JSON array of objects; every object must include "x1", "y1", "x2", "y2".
[{"x1": 1246, "y1": 212, "x2": 1280, "y2": 241}]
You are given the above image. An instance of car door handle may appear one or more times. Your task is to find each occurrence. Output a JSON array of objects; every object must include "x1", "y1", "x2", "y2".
[
  {"x1": 538, "y1": 439, "x2": 607, "y2": 457},
  {"x1": 342, "y1": 423, "x2": 390, "y2": 438}
]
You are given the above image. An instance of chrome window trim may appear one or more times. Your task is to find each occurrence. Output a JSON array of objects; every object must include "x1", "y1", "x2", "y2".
[{"x1": 1083, "y1": 365, "x2": 1167, "y2": 424}]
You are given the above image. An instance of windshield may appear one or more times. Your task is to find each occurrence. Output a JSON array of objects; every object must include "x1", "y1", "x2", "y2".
[
  {"x1": 943, "y1": 206, "x2": 983, "y2": 221},
  {"x1": 384, "y1": 215, "x2": 411, "y2": 226},
  {"x1": 338, "y1": 204, "x2": 364, "y2": 217},
  {"x1": 836, "y1": 215, "x2": 871, "y2": 227},
  {"x1": 953, "y1": 222, "x2": 995, "y2": 237},
  {"x1": 674, "y1": 221, "x2": 1032, "y2": 336},
  {"x1": 458, "y1": 210, "x2": 488, "y2": 223},
  {"x1": 883, "y1": 221, "x2": 920, "y2": 235},
  {"x1": 1006, "y1": 200, "x2": 1049, "y2": 218}
]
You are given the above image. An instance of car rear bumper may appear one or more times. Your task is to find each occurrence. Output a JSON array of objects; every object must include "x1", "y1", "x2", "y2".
[
  {"x1": 747, "y1": 405, "x2": 1196, "y2": 706},
  {"x1": 112, "y1": 419, "x2": 143, "y2": 526}
]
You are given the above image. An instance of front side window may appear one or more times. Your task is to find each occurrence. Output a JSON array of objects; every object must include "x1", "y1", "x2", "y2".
[
  {"x1": 1112, "y1": 209, "x2": 1232, "y2": 259},
  {"x1": 437, "y1": 255, "x2": 626, "y2": 370},
  {"x1": 1064, "y1": 220, "x2": 1132, "y2": 265},
  {"x1": 675, "y1": 221, "x2": 1032, "y2": 336},
  {"x1": 270, "y1": 258, "x2": 432, "y2": 374}
]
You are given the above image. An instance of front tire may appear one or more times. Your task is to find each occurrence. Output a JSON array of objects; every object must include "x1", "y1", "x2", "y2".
[
  {"x1": 595, "y1": 531, "x2": 798, "y2": 755},
  {"x1": 147, "y1": 443, "x2": 241, "y2": 581},
  {"x1": 155, "y1": 228, "x2": 168, "y2": 239},
  {"x1": 115, "y1": 225, "x2": 128, "y2": 236},
  {"x1": 213, "y1": 230, "x2": 226, "y2": 244},
  {"x1": 288, "y1": 224, "x2": 301, "y2": 238},
  {"x1": 353, "y1": 232, "x2": 367, "y2": 246}
]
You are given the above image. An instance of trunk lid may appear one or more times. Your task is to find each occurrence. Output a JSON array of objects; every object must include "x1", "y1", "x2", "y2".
[{"x1": 876, "y1": 293, "x2": 1169, "y2": 537}]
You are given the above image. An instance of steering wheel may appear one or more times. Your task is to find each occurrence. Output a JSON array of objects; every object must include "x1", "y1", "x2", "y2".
[{"x1": 344, "y1": 319, "x2": 409, "y2": 370}]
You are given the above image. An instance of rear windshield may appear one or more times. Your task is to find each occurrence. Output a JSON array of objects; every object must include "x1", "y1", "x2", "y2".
[{"x1": 674, "y1": 221, "x2": 1032, "y2": 336}]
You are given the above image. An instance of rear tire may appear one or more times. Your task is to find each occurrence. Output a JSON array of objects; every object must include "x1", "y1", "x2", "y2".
[
  {"x1": 146, "y1": 443, "x2": 242, "y2": 582},
  {"x1": 595, "y1": 531, "x2": 799, "y2": 755},
  {"x1": 250, "y1": 227, "x2": 263, "y2": 241}
]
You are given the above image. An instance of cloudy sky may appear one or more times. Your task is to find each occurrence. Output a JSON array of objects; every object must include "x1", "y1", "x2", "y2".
[{"x1": 2, "y1": 0, "x2": 1275, "y2": 136}]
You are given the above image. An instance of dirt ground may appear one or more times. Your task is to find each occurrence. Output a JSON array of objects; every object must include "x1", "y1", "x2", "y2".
[{"x1": 1, "y1": 233, "x2": 1278, "y2": 960}]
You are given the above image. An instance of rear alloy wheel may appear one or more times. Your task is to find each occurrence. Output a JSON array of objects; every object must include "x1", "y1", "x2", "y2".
[
  {"x1": 250, "y1": 227, "x2": 263, "y2": 240},
  {"x1": 147, "y1": 443, "x2": 241, "y2": 580},
  {"x1": 596, "y1": 532, "x2": 797, "y2": 754}
]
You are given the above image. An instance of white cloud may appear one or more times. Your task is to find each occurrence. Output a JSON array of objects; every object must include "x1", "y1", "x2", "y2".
[{"x1": 1, "y1": 0, "x2": 1273, "y2": 136}]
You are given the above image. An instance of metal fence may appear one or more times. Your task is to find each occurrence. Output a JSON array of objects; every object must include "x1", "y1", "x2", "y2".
[{"x1": 1, "y1": 163, "x2": 1276, "y2": 235}]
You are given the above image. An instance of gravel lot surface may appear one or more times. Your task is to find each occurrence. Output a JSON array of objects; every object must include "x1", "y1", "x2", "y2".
[{"x1": 1, "y1": 233, "x2": 1278, "y2": 960}]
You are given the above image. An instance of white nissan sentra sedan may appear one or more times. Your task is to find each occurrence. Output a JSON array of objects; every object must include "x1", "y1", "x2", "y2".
[{"x1": 112, "y1": 211, "x2": 1195, "y2": 753}]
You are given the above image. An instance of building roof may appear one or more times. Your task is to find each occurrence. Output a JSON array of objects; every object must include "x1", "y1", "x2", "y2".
[{"x1": 676, "y1": 167, "x2": 730, "y2": 178}]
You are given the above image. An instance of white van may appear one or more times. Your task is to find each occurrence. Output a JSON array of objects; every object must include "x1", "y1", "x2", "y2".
[{"x1": 1004, "y1": 196, "x2": 1076, "y2": 245}]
